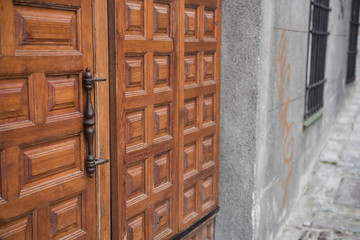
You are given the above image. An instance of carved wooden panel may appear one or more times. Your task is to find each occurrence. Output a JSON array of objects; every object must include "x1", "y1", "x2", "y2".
[
  {"x1": 46, "y1": 74, "x2": 80, "y2": 121},
  {"x1": 125, "y1": 0, "x2": 145, "y2": 36},
  {"x1": 185, "y1": 7, "x2": 198, "y2": 40},
  {"x1": 0, "y1": 77, "x2": 33, "y2": 127},
  {"x1": 50, "y1": 195, "x2": 85, "y2": 239},
  {"x1": 127, "y1": 213, "x2": 145, "y2": 240},
  {"x1": 154, "y1": 55, "x2": 171, "y2": 90},
  {"x1": 126, "y1": 161, "x2": 146, "y2": 202},
  {"x1": 179, "y1": 0, "x2": 220, "y2": 232},
  {"x1": 154, "y1": 199, "x2": 171, "y2": 239},
  {"x1": 184, "y1": 54, "x2": 198, "y2": 86},
  {"x1": 153, "y1": 3, "x2": 170, "y2": 39},
  {"x1": 183, "y1": 218, "x2": 215, "y2": 240},
  {"x1": 184, "y1": 142, "x2": 197, "y2": 179},
  {"x1": 0, "y1": 214, "x2": 33, "y2": 240},
  {"x1": 153, "y1": 151, "x2": 171, "y2": 189},
  {"x1": 183, "y1": 185, "x2": 197, "y2": 224},
  {"x1": 14, "y1": 5, "x2": 79, "y2": 52},
  {"x1": 111, "y1": 0, "x2": 220, "y2": 238},
  {"x1": 0, "y1": 0, "x2": 96, "y2": 239}
]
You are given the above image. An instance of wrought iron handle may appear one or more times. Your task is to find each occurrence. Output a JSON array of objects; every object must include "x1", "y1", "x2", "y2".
[{"x1": 84, "y1": 67, "x2": 109, "y2": 178}]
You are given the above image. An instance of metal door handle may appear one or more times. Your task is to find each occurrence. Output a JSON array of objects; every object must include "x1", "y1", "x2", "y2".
[{"x1": 83, "y1": 67, "x2": 109, "y2": 178}]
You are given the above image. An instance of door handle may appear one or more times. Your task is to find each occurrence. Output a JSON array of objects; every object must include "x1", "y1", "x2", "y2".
[{"x1": 83, "y1": 67, "x2": 109, "y2": 178}]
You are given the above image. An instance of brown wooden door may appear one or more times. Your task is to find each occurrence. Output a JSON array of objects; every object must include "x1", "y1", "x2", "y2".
[
  {"x1": 109, "y1": 0, "x2": 221, "y2": 238},
  {"x1": 0, "y1": 0, "x2": 98, "y2": 239}
]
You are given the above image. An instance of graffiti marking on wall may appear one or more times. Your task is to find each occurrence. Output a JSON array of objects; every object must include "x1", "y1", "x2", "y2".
[{"x1": 276, "y1": 29, "x2": 295, "y2": 209}]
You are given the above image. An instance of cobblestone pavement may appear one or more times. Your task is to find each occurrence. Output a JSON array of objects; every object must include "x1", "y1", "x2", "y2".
[{"x1": 276, "y1": 83, "x2": 360, "y2": 240}]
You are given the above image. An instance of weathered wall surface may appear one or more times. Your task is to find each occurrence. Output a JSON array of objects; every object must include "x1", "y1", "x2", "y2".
[
  {"x1": 215, "y1": 0, "x2": 262, "y2": 239},
  {"x1": 216, "y1": 0, "x2": 358, "y2": 239},
  {"x1": 254, "y1": 0, "x2": 356, "y2": 239}
]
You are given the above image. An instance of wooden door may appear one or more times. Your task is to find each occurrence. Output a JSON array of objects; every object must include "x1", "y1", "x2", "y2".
[
  {"x1": 0, "y1": 0, "x2": 99, "y2": 239},
  {"x1": 109, "y1": 0, "x2": 221, "y2": 238}
]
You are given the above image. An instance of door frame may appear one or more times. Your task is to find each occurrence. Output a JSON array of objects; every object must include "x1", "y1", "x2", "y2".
[{"x1": 93, "y1": 0, "x2": 111, "y2": 239}]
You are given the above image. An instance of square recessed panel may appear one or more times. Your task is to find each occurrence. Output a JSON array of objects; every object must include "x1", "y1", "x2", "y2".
[
  {"x1": 0, "y1": 214, "x2": 33, "y2": 239},
  {"x1": 154, "y1": 104, "x2": 171, "y2": 141},
  {"x1": 204, "y1": 9, "x2": 216, "y2": 38},
  {"x1": 154, "y1": 151, "x2": 171, "y2": 189},
  {"x1": 203, "y1": 95, "x2": 215, "y2": 125},
  {"x1": 154, "y1": 199, "x2": 171, "y2": 237},
  {"x1": 184, "y1": 7, "x2": 198, "y2": 39},
  {"x1": 183, "y1": 185, "x2": 197, "y2": 224},
  {"x1": 21, "y1": 136, "x2": 80, "y2": 187},
  {"x1": 127, "y1": 213, "x2": 145, "y2": 240},
  {"x1": 154, "y1": 3, "x2": 170, "y2": 38},
  {"x1": 125, "y1": 56, "x2": 145, "y2": 93},
  {"x1": 201, "y1": 176, "x2": 215, "y2": 212},
  {"x1": 202, "y1": 136, "x2": 214, "y2": 169},
  {"x1": 184, "y1": 54, "x2": 198, "y2": 85},
  {"x1": 46, "y1": 74, "x2": 80, "y2": 118},
  {"x1": 125, "y1": 0, "x2": 145, "y2": 36},
  {"x1": 0, "y1": 77, "x2": 30, "y2": 126},
  {"x1": 154, "y1": 55, "x2": 171, "y2": 90},
  {"x1": 14, "y1": 6, "x2": 78, "y2": 51},
  {"x1": 184, "y1": 98, "x2": 197, "y2": 131},
  {"x1": 126, "y1": 108, "x2": 146, "y2": 150},
  {"x1": 203, "y1": 53, "x2": 215, "y2": 83},
  {"x1": 126, "y1": 162, "x2": 146, "y2": 201},
  {"x1": 184, "y1": 142, "x2": 197, "y2": 178},
  {"x1": 50, "y1": 195, "x2": 84, "y2": 239}
]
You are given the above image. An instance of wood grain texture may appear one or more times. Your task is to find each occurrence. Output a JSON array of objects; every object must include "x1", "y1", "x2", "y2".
[
  {"x1": 109, "y1": 0, "x2": 220, "y2": 238},
  {"x1": 0, "y1": 0, "x2": 98, "y2": 239}
]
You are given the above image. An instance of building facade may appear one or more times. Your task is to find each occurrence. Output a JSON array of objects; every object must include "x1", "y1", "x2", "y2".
[{"x1": 217, "y1": 0, "x2": 359, "y2": 239}]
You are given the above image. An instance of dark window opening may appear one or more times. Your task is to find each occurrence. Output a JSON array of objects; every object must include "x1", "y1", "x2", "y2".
[
  {"x1": 305, "y1": 0, "x2": 331, "y2": 119},
  {"x1": 346, "y1": 0, "x2": 360, "y2": 84}
]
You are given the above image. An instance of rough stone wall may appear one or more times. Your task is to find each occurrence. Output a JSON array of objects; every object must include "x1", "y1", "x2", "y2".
[{"x1": 216, "y1": 0, "x2": 357, "y2": 239}]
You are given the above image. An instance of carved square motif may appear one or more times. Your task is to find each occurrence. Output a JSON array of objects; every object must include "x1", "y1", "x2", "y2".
[
  {"x1": 0, "y1": 77, "x2": 30, "y2": 126},
  {"x1": 154, "y1": 104, "x2": 171, "y2": 141},
  {"x1": 47, "y1": 74, "x2": 80, "y2": 118},
  {"x1": 203, "y1": 95, "x2": 214, "y2": 125},
  {"x1": 14, "y1": 6, "x2": 78, "y2": 51},
  {"x1": 185, "y1": 7, "x2": 197, "y2": 39},
  {"x1": 50, "y1": 195, "x2": 84, "y2": 238},
  {"x1": 0, "y1": 214, "x2": 33, "y2": 240},
  {"x1": 204, "y1": 10, "x2": 215, "y2": 38},
  {"x1": 184, "y1": 142, "x2": 197, "y2": 177},
  {"x1": 154, "y1": 55, "x2": 171, "y2": 89},
  {"x1": 127, "y1": 213, "x2": 145, "y2": 240},
  {"x1": 126, "y1": 109, "x2": 146, "y2": 150},
  {"x1": 125, "y1": 0, "x2": 144, "y2": 36},
  {"x1": 126, "y1": 162, "x2": 145, "y2": 200},
  {"x1": 203, "y1": 53, "x2": 215, "y2": 83},
  {"x1": 201, "y1": 219, "x2": 214, "y2": 240},
  {"x1": 201, "y1": 176, "x2": 214, "y2": 211},
  {"x1": 154, "y1": 199, "x2": 171, "y2": 237},
  {"x1": 21, "y1": 137, "x2": 79, "y2": 186},
  {"x1": 202, "y1": 136, "x2": 214, "y2": 167},
  {"x1": 184, "y1": 98, "x2": 197, "y2": 131},
  {"x1": 184, "y1": 54, "x2": 197, "y2": 85},
  {"x1": 183, "y1": 185, "x2": 197, "y2": 223},
  {"x1": 154, "y1": 151, "x2": 171, "y2": 189},
  {"x1": 154, "y1": 3, "x2": 170, "y2": 38},
  {"x1": 125, "y1": 56, "x2": 145, "y2": 92}
]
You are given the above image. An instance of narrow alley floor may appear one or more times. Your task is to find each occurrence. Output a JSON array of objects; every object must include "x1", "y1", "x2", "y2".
[{"x1": 276, "y1": 81, "x2": 360, "y2": 240}]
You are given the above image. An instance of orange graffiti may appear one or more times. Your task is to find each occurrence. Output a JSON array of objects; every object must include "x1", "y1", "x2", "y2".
[{"x1": 276, "y1": 29, "x2": 295, "y2": 209}]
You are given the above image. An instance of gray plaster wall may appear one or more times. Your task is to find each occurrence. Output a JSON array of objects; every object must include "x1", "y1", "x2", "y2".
[{"x1": 216, "y1": 0, "x2": 358, "y2": 239}]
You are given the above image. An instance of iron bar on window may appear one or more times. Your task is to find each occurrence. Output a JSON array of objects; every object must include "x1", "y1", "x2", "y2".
[
  {"x1": 346, "y1": 0, "x2": 360, "y2": 84},
  {"x1": 305, "y1": 0, "x2": 330, "y2": 119}
]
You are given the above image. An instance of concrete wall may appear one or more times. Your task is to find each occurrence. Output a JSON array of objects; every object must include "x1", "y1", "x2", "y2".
[{"x1": 216, "y1": 0, "x2": 358, "y2": 239}]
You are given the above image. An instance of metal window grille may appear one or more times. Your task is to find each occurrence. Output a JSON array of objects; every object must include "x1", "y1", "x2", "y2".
[
  {"x1": 305, "y1": 0, "x2": 331, "y2": 119},
  {"x1": 346, "y1": 0, "x2": 360, "y2": 84}
]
